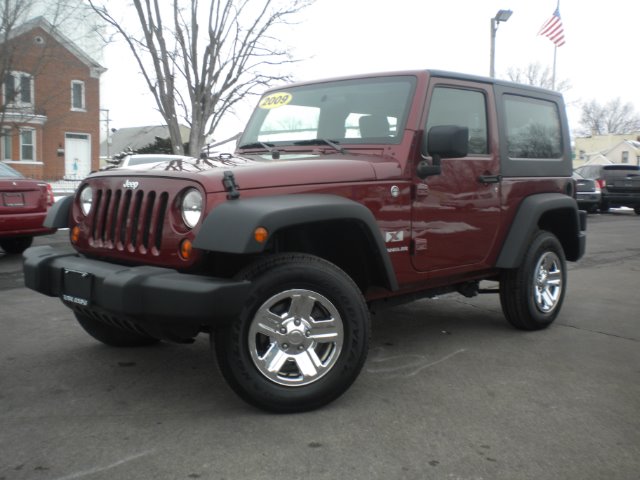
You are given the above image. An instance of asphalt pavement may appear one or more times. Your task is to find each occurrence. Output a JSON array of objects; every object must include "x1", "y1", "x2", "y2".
[{"x1": 1, "y1": 212, "x2": 639, "y2": 480}]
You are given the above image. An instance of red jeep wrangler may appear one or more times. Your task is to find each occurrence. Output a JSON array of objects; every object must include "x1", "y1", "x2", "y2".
[{"x1": 24, "y1": 70, "x2": 586, "y2": 412}]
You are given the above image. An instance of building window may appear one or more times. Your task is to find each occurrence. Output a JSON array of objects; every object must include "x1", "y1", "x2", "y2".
[
  {"x1": 71, "y1": 80, "x2": 85, "y2": 110},
  {"x1": 20, "y1": 129, "x2": 35, "y2": 161},
  {"x1": 3, "y1": 71, "x2": 34, "y2": 107},
  {"x1": 1, "y1": 128, "x2": 12, "y2": 160},
  {"x1": 621, "y1": 151, "x2": 629, "y2": 163}
]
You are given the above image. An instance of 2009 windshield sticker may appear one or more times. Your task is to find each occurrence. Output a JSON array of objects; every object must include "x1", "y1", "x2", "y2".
[{"x1": 259, "y1": 92, "x2": 292, "y2": 109}]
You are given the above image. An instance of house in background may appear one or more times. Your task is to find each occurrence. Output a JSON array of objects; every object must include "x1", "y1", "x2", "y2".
[
  {"x1": 1, "y1": 17, "x2": 105, "y2": 180},
  {"x1": 603, "y1": 140, "x2": 640, "y2": 166},
  {"x1": 100, "y1": 124, "x2": 191, "y2": 165},
  {"x1": 574, "y1": 132, "x2": 640, "y2": 167}
]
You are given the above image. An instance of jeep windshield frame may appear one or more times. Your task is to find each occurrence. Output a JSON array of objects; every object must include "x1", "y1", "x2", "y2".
[{"x1": 238, "y1": 75, "x2": 417, "y2": 150}]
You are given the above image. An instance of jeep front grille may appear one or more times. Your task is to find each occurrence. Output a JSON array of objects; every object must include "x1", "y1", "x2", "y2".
[{"x1": 88, "y1": 187, "x2": 169, "y2": 255}]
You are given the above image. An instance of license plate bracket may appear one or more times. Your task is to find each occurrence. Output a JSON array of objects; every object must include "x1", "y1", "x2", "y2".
[
  {"x1": 3, "y1": 192, "x2": 24, "y2": 207},
  {"x1": 62, "y1": 269, "x2": 93, "y2": 306}
]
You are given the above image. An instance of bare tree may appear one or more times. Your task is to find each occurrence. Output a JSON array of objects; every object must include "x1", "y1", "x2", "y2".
[
  {"x1": 1, "y1": 1, "x2": 34, "y2": 111},
  {"x1": 578, "y1": 98, "x2": 640, "y2": 136},
  {"x1": 88, "y1": 0, "x2": 314, "y2": 155},
  {"x1": 1, "y1": 0, "x2": 102, "y2": 122},
  {"x1": 506, "y1": 62, "x2": 571, "y2": 93}
]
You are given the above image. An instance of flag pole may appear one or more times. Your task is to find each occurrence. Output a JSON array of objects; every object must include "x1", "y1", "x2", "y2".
[
  {"x1": 552, "y1": 45, "x2": 557, "y2": 90},
  {"x1": 553, "y1": 0, "x2": 559, "y2": 90}
]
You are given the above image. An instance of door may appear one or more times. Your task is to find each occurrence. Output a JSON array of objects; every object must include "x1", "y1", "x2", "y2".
[
  {"x1": 65, "y1": 133, "x2": 91, "y2": 179},
  {"x1": 411, "y1": 82, "x2": 501, "y2": 274}
]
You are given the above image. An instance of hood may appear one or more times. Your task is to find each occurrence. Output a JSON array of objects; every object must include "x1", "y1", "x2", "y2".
[{"x1": 93, "y1": 152, "x2": 402, "y2": 193}]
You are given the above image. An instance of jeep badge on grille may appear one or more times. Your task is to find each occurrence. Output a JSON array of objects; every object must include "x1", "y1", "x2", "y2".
[{"x1": 123, "y1": 180, "x2": 139, "y2": 189}]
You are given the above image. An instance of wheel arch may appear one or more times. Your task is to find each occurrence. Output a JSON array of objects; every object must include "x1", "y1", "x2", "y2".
[
  {"x1": 44, "y1": 195, "x2": 73, "y2": 228},
  {"x1": 496, "y1": 193, "x2": 585, "y2": 268},
  {"x1": 193, "y1": 194, "x2": 398, "y2": 292}
]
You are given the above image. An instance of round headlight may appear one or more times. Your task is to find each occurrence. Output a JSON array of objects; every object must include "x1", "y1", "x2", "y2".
[
  {"x1": 181, "y1": 188, "x2": 203, "y2": 228},
  {"x1": 79, "y1": 186, "x2": 93, "y2": 215}
]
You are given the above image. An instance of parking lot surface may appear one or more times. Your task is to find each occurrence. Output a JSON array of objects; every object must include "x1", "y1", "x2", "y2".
[{"x1": 1, "y1": 212, "x2": 639, "y2": 480}]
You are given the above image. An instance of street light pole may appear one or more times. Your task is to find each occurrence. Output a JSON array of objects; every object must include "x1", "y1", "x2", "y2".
[{"x1": 489, "y1": 9, "x2": 513, "y2": 78}]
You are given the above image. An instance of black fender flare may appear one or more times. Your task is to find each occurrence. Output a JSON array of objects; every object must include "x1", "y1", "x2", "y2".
[
  {"x1": 193, "y1": 194, "x2": 398, "y2": 290},
  {"x1": 44, "y1": 195, "x2": 73, "y2": 228},
  {"x1": 496, "y1": 193, "x2": 584, "y2": 268}
]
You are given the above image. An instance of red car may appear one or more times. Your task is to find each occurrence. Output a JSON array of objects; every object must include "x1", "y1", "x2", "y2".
[{"x1": 0, "y1": 162, "x2": 56, "y2": 254}]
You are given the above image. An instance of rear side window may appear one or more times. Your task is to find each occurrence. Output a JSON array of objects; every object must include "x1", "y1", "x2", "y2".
[
  {"x1": 426, "y1": 87, "x2": 488, "y2": 155},
  {"x1": 504, "y1": 95, "x2": 562, "y2": 159},
  {"x1": 603, "y1": 165, "x2": 640, "y2": 179}
]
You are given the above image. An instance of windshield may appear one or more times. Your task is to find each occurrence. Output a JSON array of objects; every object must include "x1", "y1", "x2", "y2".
[
  {"x1": 0, "y1": 162, "x2": 24, "y2": 178},
  {"x1": 239, "y1": 76, "x2": 417, "y2": 148},
  {"x1": 127, "y1": 155, "x2": 179, "y2": 166}
]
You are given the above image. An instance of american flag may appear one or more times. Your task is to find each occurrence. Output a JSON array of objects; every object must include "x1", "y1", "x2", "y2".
[{"x1": 538, "y1": 7, "x2": 565, "y2": 47}]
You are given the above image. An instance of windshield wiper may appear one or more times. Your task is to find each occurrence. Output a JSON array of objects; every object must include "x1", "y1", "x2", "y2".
[
  {"x1": 293, "y1": 138, "x2": 347, "y2": 154},
  {"x1": 238, "y1": 141, "x2": 280, "y2": 159}
]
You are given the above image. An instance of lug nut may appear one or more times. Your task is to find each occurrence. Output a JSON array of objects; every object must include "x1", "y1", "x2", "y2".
[
  {"x1": 280, "y1": 327, "x2": 287, "y2": 334},
  {"x1": 298, "y1": 345, "x2": 304, "y2": 351},
  {"x1": 282, "y1": 343, "x2": 289, "y2": 349},
  {"x1": 294, "y1": 319, "x2": 301, "y2": 326}
]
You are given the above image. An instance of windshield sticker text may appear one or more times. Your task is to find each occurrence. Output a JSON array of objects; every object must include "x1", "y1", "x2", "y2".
[{"x1": 259, "y1": 92, "x2": 292, "y2": 109}]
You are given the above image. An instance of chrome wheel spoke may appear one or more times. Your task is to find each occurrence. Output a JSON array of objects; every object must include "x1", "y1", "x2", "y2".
[
  {"x1": 547, "y1": 270, "x2": 562, "y2": 286},
  {"x1": 288, "y1": 293, "x2": 316, "y2": 320},
  {"x1": 254, "y1": 310, "x2": 286, "y2": 337},
  {"x1": 262, "y1": 343, "x2": 289, "y2": 374},
  {"x1": 295, "y1": 349, "x2": 323, "y2": 378},
  {"x1": 308, "y1": 320, "x2": 340, "y2": 341}
]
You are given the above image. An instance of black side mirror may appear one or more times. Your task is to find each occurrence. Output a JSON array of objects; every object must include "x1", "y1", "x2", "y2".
[
  {"x1": 417, "y1": 125, "x2": 469, "y2": 179},
  {"x1": 425, "y1": 125, "x2": 469, "y2": 159}
]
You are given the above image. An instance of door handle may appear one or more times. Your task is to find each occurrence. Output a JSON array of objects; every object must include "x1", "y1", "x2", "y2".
[{"x1": 478, "y1": 174, "x2": 501, "y2": 184}]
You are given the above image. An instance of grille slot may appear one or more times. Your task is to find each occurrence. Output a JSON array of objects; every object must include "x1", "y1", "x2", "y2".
[{"x1": 89, "y1": 187, "x2": 167, "y2": 255}]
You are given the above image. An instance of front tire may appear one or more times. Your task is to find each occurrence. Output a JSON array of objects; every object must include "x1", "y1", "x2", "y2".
[
  {"x1": 214, "y1": 253, "x2": 370, "y2": 413},
  {"x1": 500, "y1": 230, "x2": 566, "y2": 330},
  {"x1": 74, "y1": 312, "x2": 160, "y2": 347},
  {"x1": 0, "y1": 236, "x2": 33, "y2": 254}
]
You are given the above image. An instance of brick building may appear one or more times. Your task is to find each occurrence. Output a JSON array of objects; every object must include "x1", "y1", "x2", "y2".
[{"x1": 1, "y1": 17, "x2": 105, "y2": 180}]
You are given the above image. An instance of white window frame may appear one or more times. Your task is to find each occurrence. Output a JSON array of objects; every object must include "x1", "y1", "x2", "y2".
[
  {"x1": 3, "y1": 71, "x2": 34, "y2": 108},
  {"x1": 71, "y1": 80, "x2": 86, "y2": 111},
  {"x1": 621, "y1": 151, "x2": 629, "y2": 163},
  {"x1": 1, "y1": 127, "x2": 12, "y2": 161},
  {"x1": 19, "y1": 128, "x2": 36, "y2": 161}
]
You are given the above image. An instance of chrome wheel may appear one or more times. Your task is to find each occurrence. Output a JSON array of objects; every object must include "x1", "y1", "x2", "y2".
[
  {"x1": 532, "y1": 251, "x2": 563, "y2": 314},
  {"x1": 248, "y1": 289, "x2": 344, "y2": 387}
]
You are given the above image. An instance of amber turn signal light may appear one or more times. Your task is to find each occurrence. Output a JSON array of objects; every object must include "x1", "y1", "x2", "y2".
[
  {"x1": 254, "y1": 227, "x2": 269, "y2": 244},
  {"x1": 179, "y1": 239, "x2": 193, "y2": 260},
  {"x1": 70, "y1": 226, "x2": 80, "y2": 244}
]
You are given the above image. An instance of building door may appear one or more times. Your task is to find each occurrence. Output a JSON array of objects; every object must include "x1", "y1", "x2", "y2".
[{"x1": 65, "y1": 133, "x2": 91, "y2": 179}]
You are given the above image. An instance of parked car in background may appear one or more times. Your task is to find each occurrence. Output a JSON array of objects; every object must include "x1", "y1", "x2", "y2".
[
  {"x1": 574, "y1": 164, "x2": 640, "y2": 214},
  {"x1": 0, "y1": 162, "x2": 56, "y2": 254},
  {"x1": 105, "y1": 154, "x2": 198, "y2": 170},
  {"x1": 572, "y1": 171, "x2": 601, "y2": 213}
]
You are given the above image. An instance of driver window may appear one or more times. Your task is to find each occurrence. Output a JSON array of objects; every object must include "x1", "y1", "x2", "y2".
[{"x1": 426, "y1": 87, "x2": 488, "y2": 155}]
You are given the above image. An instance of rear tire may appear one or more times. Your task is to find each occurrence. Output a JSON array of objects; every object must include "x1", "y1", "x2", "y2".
[
  {"x1": 0, "y1": 236, "x2": 33, "y2": 254},
  {"x1": 500, "y1": 230, "x2": 566, "y2": 331},
  {"x1": 214, "y1": 253, "x2": 370, "y2": 413},
  {"x1": 74, "y1": 312, "x2": 160, "y2": 347}
]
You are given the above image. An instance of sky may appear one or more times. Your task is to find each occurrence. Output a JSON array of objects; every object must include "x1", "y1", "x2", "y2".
[{"x1": 98, "y1": 0, "x2": 640, "y2": 144}]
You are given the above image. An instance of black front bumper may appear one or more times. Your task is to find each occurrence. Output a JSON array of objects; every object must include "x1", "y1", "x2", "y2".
[{"x1": 23, "y1": 246, "x2": 251, "y2": 341}]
